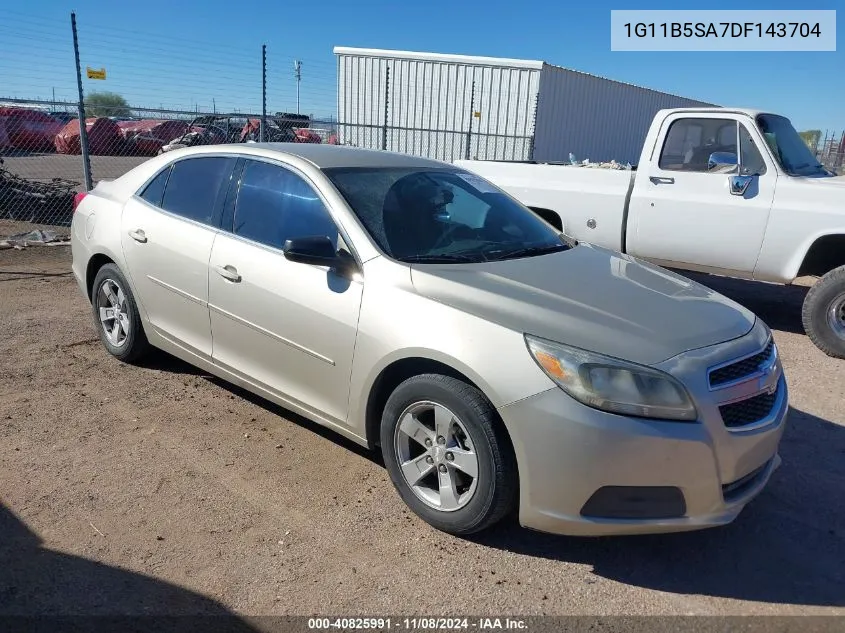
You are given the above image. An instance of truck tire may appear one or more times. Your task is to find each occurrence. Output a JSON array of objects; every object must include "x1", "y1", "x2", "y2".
[{"x1": 802, "y1": 265, "x2": 845, "y2": 359}]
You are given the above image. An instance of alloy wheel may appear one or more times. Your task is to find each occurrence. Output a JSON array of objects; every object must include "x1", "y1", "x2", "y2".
[
  {"x1": 393, "y1": 400, "x2": 479, "y2": 512},
  {"x1": 96, "y1": 278, "x2": 130, "y2": 348}
]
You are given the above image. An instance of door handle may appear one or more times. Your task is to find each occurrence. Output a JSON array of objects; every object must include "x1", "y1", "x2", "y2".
[
  {"x1": 649, "y1": 176, "x2": 675, "y2": 185},
  {"x1": 128, "y1": 229, "x2": 147, "y2": 243},
  {"x1": 214, "y1": 264, "x2": 241, "y2": 283}
]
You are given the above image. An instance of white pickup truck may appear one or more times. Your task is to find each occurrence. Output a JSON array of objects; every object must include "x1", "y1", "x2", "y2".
[{"x1": 455, "y1": 107, "x2": 845, "y2": 359}]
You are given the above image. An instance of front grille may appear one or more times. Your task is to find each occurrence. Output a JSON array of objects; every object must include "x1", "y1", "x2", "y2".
[
  {"x1": 709, "y1": 339, "x2": 774, "y2": 387},
  {"x1": 718, "y1": 389, "x2": 778, "y2": 428}
]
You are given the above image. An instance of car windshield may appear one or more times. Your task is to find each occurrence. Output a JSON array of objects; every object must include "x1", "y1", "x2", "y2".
[
  {"x1": 756, "y1": 114, "x2": 828, "y2": 177},
  {"x1": 323, "y1": 166, "x2": 570, "y2": 263}
]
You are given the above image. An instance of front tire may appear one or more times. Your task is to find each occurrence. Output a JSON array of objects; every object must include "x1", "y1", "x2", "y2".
[
  {"x1": 802, "y1": 265, "x2": 845, "y2": 359},
  {"x1": 380, "y1": 374, "x2": 517, "y2": 535},
  {"x1": 91, "y1": 263, "x2": 150, "y2": 363}
]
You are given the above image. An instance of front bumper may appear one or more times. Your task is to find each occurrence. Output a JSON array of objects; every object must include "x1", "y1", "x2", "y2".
[{"x1": 497, "y1": 320, "x2": 787, "y2": 537}]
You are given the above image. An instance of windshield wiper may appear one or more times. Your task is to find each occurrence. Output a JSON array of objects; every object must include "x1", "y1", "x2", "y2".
[
  {"x1": 791, "y1": 162, "x2": 826, "y2": 172},
  {"x1": 400, "y1": 253, "x2": 480, "y2": 264},
  {"x1": 786, "y1": 163, "x2": 828, "y2": 176},
  {"x1": 491, "y1": 243, "x2": 571, "y2": 261}
]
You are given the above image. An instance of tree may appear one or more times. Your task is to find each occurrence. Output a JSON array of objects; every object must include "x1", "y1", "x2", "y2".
[
  {"x1": 798, "y1": 129, "x2": 822, "y2": 152},
  {"x1": 84, "y1": 91, "x2": 131, "y2": 118}
]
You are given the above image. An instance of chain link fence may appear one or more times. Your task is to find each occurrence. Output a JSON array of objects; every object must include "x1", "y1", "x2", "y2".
[
  {"x1": 815, "y1": 130, "x2": 844, "y2": 175},
  {"x1": 0, "y1": 100, "x2": 81, "y2": 228}
]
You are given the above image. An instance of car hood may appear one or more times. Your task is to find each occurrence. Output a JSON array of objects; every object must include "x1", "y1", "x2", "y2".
[{"x1": 409, "y1": 244, "x2": 756, "y2": 366}]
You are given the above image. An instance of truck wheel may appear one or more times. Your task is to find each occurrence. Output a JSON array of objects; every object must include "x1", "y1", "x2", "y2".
[{"x1": 802, "y1": 265, "x2": 845, "y2": 359}]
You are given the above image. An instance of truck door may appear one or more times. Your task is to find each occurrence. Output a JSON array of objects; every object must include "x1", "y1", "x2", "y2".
[{"x1": 626, "y1": 113, "x2": 776, "y2": 276}]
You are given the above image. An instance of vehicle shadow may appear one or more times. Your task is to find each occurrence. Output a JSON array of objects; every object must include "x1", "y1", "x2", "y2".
[
  {"x1": 136, "y1": 350, "x2": 379, "y2": 462},
  {"x1": 136, "y1": 348, "x2": 210, "y2": 376},
  {"x1": 0, "y1": 504, "x2": 260, "y2": 630},
  {"x1": 671, "y1": 270, "x2": 810, "y2": 335},
  {"x1": 203, "y1": 374, "x2": 381, "y2": 464},
  {"x1": 473, "y1": 406, "x2": 845, "y2": 607}
]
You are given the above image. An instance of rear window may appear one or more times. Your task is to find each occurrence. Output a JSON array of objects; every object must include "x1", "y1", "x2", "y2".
[{"x1": 160, "y1": 157, "x2": 235, "y2": 225}]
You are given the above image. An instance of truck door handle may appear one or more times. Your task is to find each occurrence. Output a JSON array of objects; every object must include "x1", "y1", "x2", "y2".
[
  {"x1": 649, "y1": 176, "x2": 675, "y2": 185},
  {"x1": 214, "y1": 264, "x2": 241, "y2": 283},
  {"x1": 128, "y1": 229, "x2": 147, "y2": 243}
]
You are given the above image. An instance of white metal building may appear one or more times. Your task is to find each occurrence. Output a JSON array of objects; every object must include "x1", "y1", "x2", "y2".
[{"x1": 334, "y1": 46, "x2": 717, "y2": 164}]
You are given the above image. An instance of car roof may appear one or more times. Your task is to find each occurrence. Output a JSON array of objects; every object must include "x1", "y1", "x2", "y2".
[{"x1": 234, "y1": 143, "x2": 451, "y2": 170}]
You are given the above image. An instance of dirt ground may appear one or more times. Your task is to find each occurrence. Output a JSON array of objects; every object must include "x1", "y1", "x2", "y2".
[{"x1": 0, "y1": 226, "x2": 843, "y2": 620}]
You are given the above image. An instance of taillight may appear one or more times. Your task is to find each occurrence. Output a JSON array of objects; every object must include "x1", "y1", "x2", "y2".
[{"x1": 73, "y1": 191, "x2": 88, "y2": 212}]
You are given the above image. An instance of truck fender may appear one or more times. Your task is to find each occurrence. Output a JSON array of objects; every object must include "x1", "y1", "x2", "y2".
[{"x1": 783, "y1": 230, "x2": 845, "y2": 281}]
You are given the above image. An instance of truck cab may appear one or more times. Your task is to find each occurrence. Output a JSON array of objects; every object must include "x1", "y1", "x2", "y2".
[{"x1": 624, "y1": 108, "x2": 842, "y2": 284}]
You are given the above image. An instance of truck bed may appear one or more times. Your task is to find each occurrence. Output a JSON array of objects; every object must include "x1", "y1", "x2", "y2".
[{"x1": 453, "y1": 159, "x2": 635, "y2": 252}]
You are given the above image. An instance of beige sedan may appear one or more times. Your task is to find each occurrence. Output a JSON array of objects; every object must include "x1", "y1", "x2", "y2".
[{"x1": 70, "y1": 143, "x2": 787, "y2": 536}]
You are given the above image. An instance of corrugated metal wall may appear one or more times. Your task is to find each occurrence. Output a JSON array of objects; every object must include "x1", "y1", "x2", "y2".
[
  {"x1": 532, "y1": 64, "x2": 716, "y2": 165},
  {"x1": 337, "y1": 54, "x2": 390, "y2": 153},
  {"x1": 336, "y1": 49, "x2": 542, "y2": 162}
]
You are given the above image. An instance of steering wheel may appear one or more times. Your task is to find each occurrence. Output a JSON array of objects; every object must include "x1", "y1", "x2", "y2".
[{"x1": 430, "y1": 221, "x2": 478, "y2": 252}]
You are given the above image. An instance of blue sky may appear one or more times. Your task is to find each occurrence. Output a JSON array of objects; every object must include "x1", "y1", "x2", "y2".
[{"x1": 2, "y1": 0, "x2": 842, "y2": 133}]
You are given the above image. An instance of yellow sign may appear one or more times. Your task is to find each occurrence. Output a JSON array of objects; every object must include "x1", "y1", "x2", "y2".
[
  {"x1": 473, "y1": 111, "x2": 481, "y2": 118},
  {"x1": 86, "y1": 67, "x2": 106, "y2": 80}
]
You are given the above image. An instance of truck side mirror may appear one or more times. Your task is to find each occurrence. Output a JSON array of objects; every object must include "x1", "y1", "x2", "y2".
[
  {"x1": 708, "y1": 151, "x2": 738, "y2": 173},
  {"x1": 729, "y1": 175, "x2": 754, "y2": 196}
]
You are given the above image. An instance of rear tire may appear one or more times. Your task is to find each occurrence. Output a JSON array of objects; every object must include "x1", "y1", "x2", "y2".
[
  {"x1": 91, "y1": 263, "x2": 150, "y2": 363},
  {"x1": 802, "y1": 265, "x2": 845, "y2": 359},
  {"x1": 380, "y1": 374, "x2": 517, "y2": 535}
]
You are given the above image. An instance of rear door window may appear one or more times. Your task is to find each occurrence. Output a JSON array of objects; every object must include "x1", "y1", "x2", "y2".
[
  {"x1": 160, "y1": 157, "x2": 235, "y2": 225},
  {"x1": 138, "y1": 166, "x2": 171, "y2": 207}
]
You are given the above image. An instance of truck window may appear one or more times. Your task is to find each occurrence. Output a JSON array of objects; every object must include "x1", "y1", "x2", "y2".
[
  {"x1": 739, "y1": 125, "x2": 767, "y2": 176},
  {"x1": 659, "y1": 118, "x2": 738, "y2": 174}
]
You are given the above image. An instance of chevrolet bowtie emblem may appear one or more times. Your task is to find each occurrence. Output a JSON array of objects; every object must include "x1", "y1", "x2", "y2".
[{"x1": 758, "y1": 362, "x2": 778, "y2": 394}]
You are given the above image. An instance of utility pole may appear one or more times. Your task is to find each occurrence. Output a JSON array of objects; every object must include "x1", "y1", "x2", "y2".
[{"x1": 294, "y1": 60, "x2": 302, "y2": 114}]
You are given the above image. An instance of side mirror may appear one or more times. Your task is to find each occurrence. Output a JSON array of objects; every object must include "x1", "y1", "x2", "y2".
[
  {"x1": 708, "y1": 151, "x2": 738, "y2": 172},
  {"x1": 729, "y1": 175, "x2": 754, "y2": 196},
  {"x1": 283, "y1": 235, "x2": 357, "y2": 274},
  {"x1": 283, "y1": 235, "x2": 339, "y2": 266}
]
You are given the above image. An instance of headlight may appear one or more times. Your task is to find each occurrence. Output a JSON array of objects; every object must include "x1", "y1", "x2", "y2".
[{"x1": 525, "y1": 334, "x2": 697, "y2": 421}]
